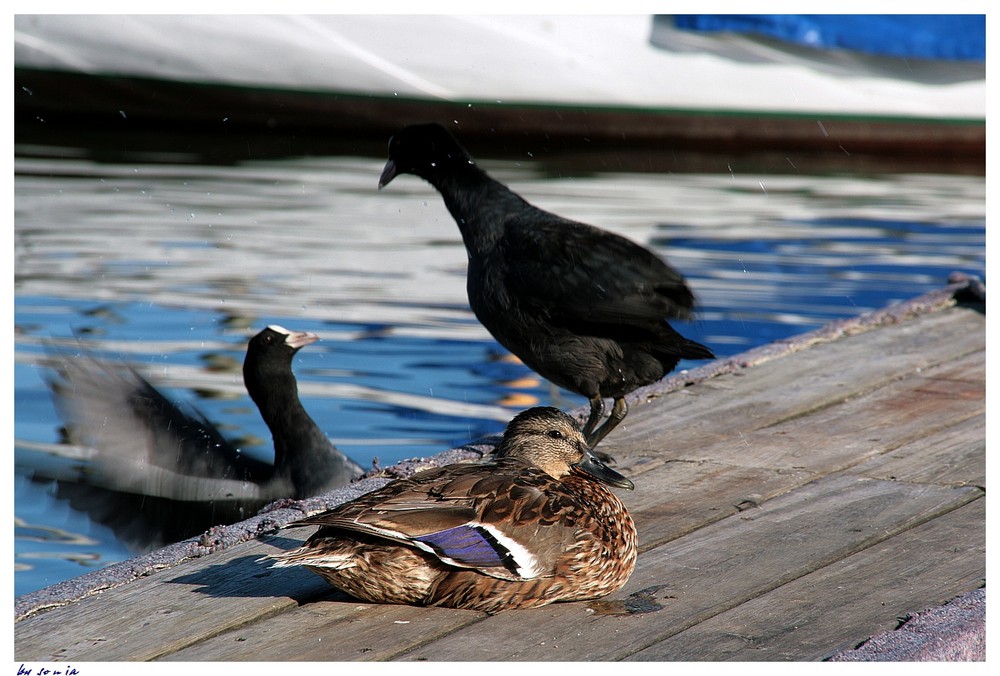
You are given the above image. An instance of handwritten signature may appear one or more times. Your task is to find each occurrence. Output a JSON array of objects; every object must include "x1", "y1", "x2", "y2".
[{"x1": 17, "y1": 666, "x2": 80, "y2": 676}]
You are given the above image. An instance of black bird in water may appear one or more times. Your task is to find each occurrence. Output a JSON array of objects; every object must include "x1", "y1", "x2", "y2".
[
  {"x1": 379, "y1": 123, "x2": 714, "y2": 449},
  {"x1": 41, "y1": 325, "x2": 363, "y2": 551}
]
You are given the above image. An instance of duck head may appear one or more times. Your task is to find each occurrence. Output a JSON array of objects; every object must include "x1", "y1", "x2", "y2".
[{"x1": 495, "y1": 406, "x2": 634, "y2": 490}]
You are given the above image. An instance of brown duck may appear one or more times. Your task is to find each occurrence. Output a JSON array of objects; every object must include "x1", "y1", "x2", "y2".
[{"x1": 268, "y1": 406, "x2": 637, "y2": 612}]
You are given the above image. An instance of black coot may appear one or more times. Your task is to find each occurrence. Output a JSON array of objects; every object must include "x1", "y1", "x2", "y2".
[
  {"x1": 379, "y1": 123, "x2": 714, "y2": 449},
  {"x1": 42, "y1": 325, "x2": 363, "y2": 551}
]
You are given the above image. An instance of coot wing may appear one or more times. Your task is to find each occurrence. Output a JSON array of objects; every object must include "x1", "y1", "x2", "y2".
[
  {"x1": 498, "y1": 215, "x2": 697, "y2": 325},
  {"x1": 47, "y1": 353, "x2": 275, "y2": 487}
]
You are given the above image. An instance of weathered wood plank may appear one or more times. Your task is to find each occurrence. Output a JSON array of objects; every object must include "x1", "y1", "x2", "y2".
[
  {"x1": 627, "y1": 497, "x2": 985, "y2": 661},
  {"x1": 853, "y1": 413, "x2": 985, "y2": 487},
  {"x1": 391, "y1": 476, "x2": 981, "y2": 661},
  {"x1": 160, "y1": 599, "x2": 483, "y2": 662},
  {"x1": 627, "y1": 462, "x2": 817, "y2": 550},
  {"x1": 605, "y1": 306, "x2": 983, "y2": 462},
  {"x1": 623, "y1": 350, "x2": 983, "y2": 550},
  {"x1": 651, "y1": 349, "x2": 984, "y2": 472},
  {"x1": 13, "y1": 530, "x2": 333, "y2": 661}
]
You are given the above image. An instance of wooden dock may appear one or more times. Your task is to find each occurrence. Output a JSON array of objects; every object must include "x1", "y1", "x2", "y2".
[{"x1": 14, "y1": 284, "x2": 984, "y2": 662}]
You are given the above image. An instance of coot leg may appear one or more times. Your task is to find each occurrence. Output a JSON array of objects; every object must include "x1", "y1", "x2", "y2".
[
  {"x1": 586, "y1": 397, "x2": 629, "y2": 449},
  {"x1": 582, "y1": 396, "x2": 606, "y2": 443}
]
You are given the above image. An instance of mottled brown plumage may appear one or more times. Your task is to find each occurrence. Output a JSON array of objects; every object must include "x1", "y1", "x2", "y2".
[{"x1": 269, "y1": 407, "x2": 637, "y2": 612}]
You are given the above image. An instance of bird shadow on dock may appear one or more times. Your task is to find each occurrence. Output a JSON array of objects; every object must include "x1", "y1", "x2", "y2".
[{"x1": 166, "y1": 546, "x2": 341, "y2": 601}]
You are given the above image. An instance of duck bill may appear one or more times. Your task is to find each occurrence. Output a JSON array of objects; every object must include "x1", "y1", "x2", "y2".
[
  {"x1": 573, "y1": 453, "x2": 634, "y2": 491},
  {"x1": 378, "y1": 160, "x2": 398, "y2": 190},
  {"x1": 284, "y1": 330, "x2": 319, "y2": 350}
]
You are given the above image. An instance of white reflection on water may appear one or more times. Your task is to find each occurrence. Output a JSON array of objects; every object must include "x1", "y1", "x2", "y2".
[{"x1": 13, "y1": 152, "x2": 985, "y2": 596}]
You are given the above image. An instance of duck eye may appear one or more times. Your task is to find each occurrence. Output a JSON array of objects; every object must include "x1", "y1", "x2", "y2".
[{"x1": 547, "y1": 429, "x2": 564, "y2": 439}]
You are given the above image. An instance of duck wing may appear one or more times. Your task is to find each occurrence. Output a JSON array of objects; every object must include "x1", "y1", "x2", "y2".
[{"x1": 294, "y1": 461, "x2": 586, "y2": 580}]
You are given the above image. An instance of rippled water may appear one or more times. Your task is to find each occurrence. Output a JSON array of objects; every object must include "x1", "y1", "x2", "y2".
[{"x1": 13, "y1": 145, "x2": 985, "y2": 598}]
